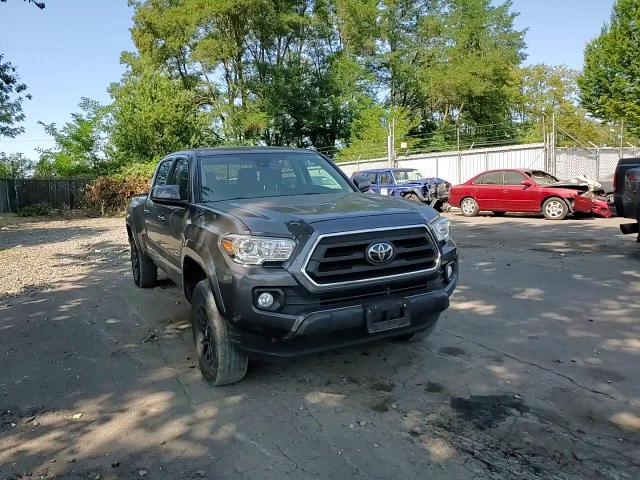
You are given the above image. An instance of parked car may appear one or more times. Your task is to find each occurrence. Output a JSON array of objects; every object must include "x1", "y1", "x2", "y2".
[
  {"x1": 351, "y1": 168, "x2": 451, "y2": 212},
  {"x1": 613, "y1": 157, "x2": 640, "y2": 241},
  {"x1": 448, "y1": 169, "x2": 612, "y2": 220},
  {"x1": 126, "y1": 148, "x2": 458, "y2": 385}
]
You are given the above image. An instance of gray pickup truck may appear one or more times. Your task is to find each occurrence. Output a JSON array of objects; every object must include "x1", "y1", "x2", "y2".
[
  {"x1": 614, "y1": 157, "x2": 640, "y2": 242},
  {"x1": 126, "y1": 148, "x2": 458, "y2": 385}
]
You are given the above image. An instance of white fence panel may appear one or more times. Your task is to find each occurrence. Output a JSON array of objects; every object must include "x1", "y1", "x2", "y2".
[{"x1": 334, "y1": 143, "x2": 637, "y2": 184}]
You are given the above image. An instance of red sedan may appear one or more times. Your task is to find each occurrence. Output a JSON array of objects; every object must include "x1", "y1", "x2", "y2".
[{"x1": 448, "y1": 169, "x2": 611, "y2": 220}]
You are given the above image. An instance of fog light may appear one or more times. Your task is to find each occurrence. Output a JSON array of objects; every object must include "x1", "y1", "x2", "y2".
[
  {"x1": 257, "y1": 292, "x2": 274, "y2": 309},
  {"x1": 445, "y1": 263, "x2": 454, "y2": 281}
]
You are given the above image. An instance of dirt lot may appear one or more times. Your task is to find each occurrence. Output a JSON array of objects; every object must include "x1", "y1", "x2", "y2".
[{"x1": 1, "y1": 213, "x2": 639, "y2": 479}]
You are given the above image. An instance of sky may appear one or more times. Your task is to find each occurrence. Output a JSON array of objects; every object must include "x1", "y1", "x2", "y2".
[{"x1": 0, "y1": 0, "x2": 616, "y2": 160}]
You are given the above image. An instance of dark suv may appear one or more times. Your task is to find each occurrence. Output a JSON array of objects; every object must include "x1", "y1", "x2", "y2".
[{"x1": 126, "y1": 148, "x2": 458, "y2": 385}]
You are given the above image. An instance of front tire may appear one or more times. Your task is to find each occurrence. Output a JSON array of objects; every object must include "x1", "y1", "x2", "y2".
[
  {"x1": 191, "y1": 280, "x2": 248, "y2": 386},
  {"x1": 542, "y1": 197, "x2": 569, "y2": 220},
  {"x1": 129, "y1": 237, "x2": 157, "y2": 288},
  {"x1": 460, "y1": 197, "x2": 480, "y2": 217}
]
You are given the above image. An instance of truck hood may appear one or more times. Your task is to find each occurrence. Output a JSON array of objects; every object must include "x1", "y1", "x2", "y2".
[
  {"x1": 398, "y1": 178, "x2": 450, "y2": 187},
  {"x1": 204, "y1": 192, "x2": 435, "y2": 237}
]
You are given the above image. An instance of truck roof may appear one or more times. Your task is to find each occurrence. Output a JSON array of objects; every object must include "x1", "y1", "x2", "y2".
[{"x1": 191, "y1": 146, "x2": 320, "y2": 156}]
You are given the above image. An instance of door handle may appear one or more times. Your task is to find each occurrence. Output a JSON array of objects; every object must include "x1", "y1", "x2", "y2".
[
  {"x1": 157, "y1": 214, "x2": 165, "y2": 222},
  {"x1": 502, "y1": 190, "x2": 509, "y2": 193}
]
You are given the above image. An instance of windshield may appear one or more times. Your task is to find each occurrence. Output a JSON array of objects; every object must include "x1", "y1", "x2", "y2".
[
  {"x1": 199, "y1": 152, "x2": 355, "y2": 202},
  {"x1": 527, "y1": 170, "x2": 559, "y2": 185},
  {"x1": 394, "y1": 170, "x2": 423, "y2": 183}
]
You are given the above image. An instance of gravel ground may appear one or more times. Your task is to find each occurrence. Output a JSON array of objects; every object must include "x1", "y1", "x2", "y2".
[
  {"x1": 0, "y1": 217, "x2": 129, "y2": 299},
  {"x1": 0, "y1": 213, "x2": 639, "y2": 480}
]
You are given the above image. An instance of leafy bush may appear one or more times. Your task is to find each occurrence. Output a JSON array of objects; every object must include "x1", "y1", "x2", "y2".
[
  {"x1": 85, "y1": 173, "x2": 151, "y2": 214},
  {"x1": 17, "y1": 202, "x2": 50, "y2": 217}
]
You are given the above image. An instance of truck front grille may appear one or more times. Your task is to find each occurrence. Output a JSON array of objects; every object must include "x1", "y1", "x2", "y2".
[{"x1": 304, "y1": 226, "x2": 439, "y2": 286}]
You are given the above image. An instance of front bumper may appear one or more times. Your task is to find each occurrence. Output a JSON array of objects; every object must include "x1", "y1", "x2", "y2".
[{"x1": 222, "y1": 242, "x2": 458, "y2": 358}]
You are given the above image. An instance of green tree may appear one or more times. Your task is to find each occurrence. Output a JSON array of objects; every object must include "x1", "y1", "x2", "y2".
[
  {"x1": 109, "y1": 68, "x2": 216, "y2": 165},
  {"x1": 0, "y1": 53, "x2": 32, "y2": 138},
  {"x1": 579, "y1": 0, "x2": 640, "y2": 134},
  {"x1": 0, "y1": 152, "x2": 33, "y2": 178},
  {"x1": 34, "y1": 98, "x2": 110, "y2": 177}
]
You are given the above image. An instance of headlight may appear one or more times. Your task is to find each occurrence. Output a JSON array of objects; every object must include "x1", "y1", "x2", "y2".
[
  {"x1": 431, "y1": 216, "x2": 451, "y2": 242},
  {"x1": 219, "y1": 234, "x2": 296, "y2": 265}
]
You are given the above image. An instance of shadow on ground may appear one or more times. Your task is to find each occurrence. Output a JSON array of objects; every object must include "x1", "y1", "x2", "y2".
[{"x1": 0, "y1": 216, "x2": 639, "y2": 479}]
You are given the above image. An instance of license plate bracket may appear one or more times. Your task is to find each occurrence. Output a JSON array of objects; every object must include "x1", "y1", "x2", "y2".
[{"x1": 365, "y1": 298, "x2": 411, "y2": 333}]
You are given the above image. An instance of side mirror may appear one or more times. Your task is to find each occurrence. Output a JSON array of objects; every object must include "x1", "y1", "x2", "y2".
[
  {"x1": 352, "y1": 175, "x2": 371, "y2": 193},
  {"x1": 151, "y1": 184, "x2": 183, "y2": 202},
  {"x1": 521, "y1": 179, "x2": 533, "y2": 187}
]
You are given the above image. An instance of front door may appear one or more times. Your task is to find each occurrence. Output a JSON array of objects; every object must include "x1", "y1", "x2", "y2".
[
  {"x1": 161, "y1": 155, "x2": 191, "y2": 269},
  {"x1": 145, "y1": 157, "x2": 174, "y2": 257},
  {"x1": 500, "y1": 171, "x2": 539, "y2": 212}
]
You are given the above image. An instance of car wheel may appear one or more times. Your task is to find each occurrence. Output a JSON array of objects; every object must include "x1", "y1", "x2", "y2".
[
  {"x1": 395, "y1": 320, "x2": 438, "y2": 342},
  {"x1": 191, "y1": 280, "x2": 248, "y2": 386},
  {"x1": 460, "y1": 197, "x2": 480, "y2": 217},
  {"x1": 404, "y1": 193, "x2": 421, "y2": 202},
  {"x1": 492, "y1": 211, "x2": 506, "y2": 217},
  {"x1": 542, "y1": 197, "x2": 569, "y2": 220},
  {"x1": 129, "y1": 237, "x2": 157, "y2": 288}
]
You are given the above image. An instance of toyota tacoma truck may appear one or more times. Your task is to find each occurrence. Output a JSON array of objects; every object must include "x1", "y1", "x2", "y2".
[
  {"x1": 126, "y1": 148, "x2": 457, "y2": 385},
  {"x1": 614, "y1": 157, "x2": 640, "y2": 241}
]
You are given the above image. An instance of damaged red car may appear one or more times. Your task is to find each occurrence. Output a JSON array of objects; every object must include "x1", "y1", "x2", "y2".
[{"x1": 448, "y1": 169, "x2": 612, "y2": 220}]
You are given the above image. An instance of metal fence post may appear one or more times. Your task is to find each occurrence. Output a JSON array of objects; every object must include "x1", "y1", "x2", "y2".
[{"x1": 595, "y1": 148, "x2": 601, "y2": 179}]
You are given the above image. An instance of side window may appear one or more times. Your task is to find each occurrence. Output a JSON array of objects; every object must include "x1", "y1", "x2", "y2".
[
  {"x1": 503, "y1": 171, "x2": 526, "y2": 185},
  {"x1": 473, "y1": 172, "x2": 502, "y2": 185},
  {"x1": 153, "y1": 160, "x2": 173, "y2": 187},
  {"x1": 368, "y1": 173, "x2": 378, "y2": 185},
  {"x1": 378, "y1": 172, "x2": 392, "y2": 185},
  {"x1": 168, "y1": 157, "x2": 190, "y2": 200}
]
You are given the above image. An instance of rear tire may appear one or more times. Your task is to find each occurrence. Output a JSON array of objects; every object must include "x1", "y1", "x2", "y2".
[
  {"x1": 129, "y1": 237, "x2": 157, "y2": 288},
  {"x1": 460, "y1": 197, "x2": 480, "y2": 217},
  {"x1": 191, "y1": 280, "x2": 248, "y2": 386},
  {"x1": 542, "y1": 197, "x2": 569, "y2": 220}
]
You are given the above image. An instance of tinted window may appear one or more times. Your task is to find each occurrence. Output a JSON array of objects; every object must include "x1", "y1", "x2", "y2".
[
  {"x1": 503, "y1": 171, "x2": 525, "y2": 185},
  {"x1": 200, "y1": 152, "x2": 354, "y2": 202},
  {"x1": 168, "y1": 157, "x2": 190, "y2": 200},
  {"x1": 473, "y1": 172, "x2": 502, "y2": 185},
  {"x1": 153, "y1": 160, "x2": 173, "y2": 187},
  {"x1": 367, "y1": 173, "x2": 378, "y2": 184}
]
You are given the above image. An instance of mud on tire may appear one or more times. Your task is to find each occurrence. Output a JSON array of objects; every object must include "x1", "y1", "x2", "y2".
[{"x1": 191, "y1": 280, "x2": 248, "y2": 386}]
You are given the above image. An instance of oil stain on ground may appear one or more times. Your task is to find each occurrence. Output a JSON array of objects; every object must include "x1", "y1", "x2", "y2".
[{"x1": 450, "y1": 394, "x2": 528, "y2": 430}]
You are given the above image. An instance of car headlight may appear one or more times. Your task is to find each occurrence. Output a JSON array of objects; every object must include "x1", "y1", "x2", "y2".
[
  {"x1": 431, "y1": 216, "x2": 451, "y2": 242},
  {"x1": 219, "y1": 234, "x2": 296, "y2": 265}
]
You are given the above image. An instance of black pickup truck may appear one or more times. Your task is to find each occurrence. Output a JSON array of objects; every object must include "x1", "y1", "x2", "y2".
[
  {"x1": 126, "y1": 148, "x2": 458, "y2": 385},
  {"x1": 614, "y1": 157, "x2": 640, "y2": 242}
]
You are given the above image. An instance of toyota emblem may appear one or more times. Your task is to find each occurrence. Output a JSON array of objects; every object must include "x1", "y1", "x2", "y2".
[{"x1": 367, "y1": 242, "x2": 394, "y2": 264}]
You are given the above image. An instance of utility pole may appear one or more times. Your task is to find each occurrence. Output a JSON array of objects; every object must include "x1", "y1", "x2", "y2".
[
  {"x1": 387, "y1": 116, "x2": 396, "y2": 167},
  {"x1": 551, "y1": 112, "x2": 556, "y2": 176},
  {"x1": 620, "y1": 118, "x2": 625, "y2": 159}
]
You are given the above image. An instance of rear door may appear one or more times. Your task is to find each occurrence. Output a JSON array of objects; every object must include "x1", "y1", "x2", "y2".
[{"x1": 471, "y1": 171, "x2": 502, "y2": 209}]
